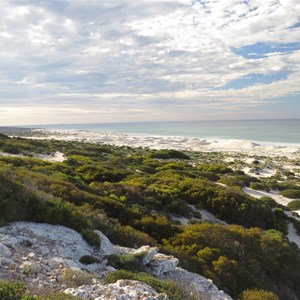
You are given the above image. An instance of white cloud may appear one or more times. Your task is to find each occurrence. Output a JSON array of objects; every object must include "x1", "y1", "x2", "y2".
[{"x1": 0, "y1": 0, "x2": 299, "y2": 124}]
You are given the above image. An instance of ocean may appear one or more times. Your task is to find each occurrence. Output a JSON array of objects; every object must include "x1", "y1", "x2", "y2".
[{"x1": 28, "y1": 119, "x2": 300, "y2": 146}]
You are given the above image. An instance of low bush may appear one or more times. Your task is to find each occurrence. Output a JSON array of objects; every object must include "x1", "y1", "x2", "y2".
[
  {"x1": 280, "y1": 189, "x2": 300, "y2": 199},
  {"x1": 0, "y1": 281, "x2": 25, "y2": 300},
  {"x1": 149, "y1": 149, "x2": 190, "y2": 160},
  {"x1": 239, "y1": 289, "x2": 279, "y2": 300},
  {"x1": 287, "y1": 200, "x2": 300, "y2": 210},
  {"x1": 62, "y1": 268, "x2": 95, "y2": 287},
  {"x1": 250, "y1": 182, "x2": 266, "y2": 191},
  {"x1": 259, "y1": 196, "x2": 277, "y2": 208},
  {"x1": 0, "y1": 280, "x2": 79, "y2": 300},
  {"x1": 79, "y1": 255, "x2": 101, "y2": 265},
  {"x1": 107, "y1": 253, "x2": 146, "y2": 272},
  {"x1": 81, "y1": 229, "x2": 100, "y2": 248}
]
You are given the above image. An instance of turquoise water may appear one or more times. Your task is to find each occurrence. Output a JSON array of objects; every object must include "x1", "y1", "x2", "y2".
[{"x1": 30, "y1": 119, "x2": 300, "y2": 145}]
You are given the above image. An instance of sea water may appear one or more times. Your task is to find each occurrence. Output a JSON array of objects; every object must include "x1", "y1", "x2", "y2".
[{"x1": 28, "y1": 119, "x2": 300, "y2": 146}]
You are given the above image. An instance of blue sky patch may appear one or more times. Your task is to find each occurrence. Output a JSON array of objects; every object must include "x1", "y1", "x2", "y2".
[
  {"x1": 288, "y1": 22, "x2": 300, "y2": 29},
  {"x1": 232, "y1": 42, "x2": 300, "y2": 59},
  {"x1": 215, "y1": 71, "x2": 289, "y2": 90}
]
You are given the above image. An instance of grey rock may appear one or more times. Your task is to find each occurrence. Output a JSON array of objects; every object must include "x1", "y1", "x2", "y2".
[
  {"x1": 64, "y1": 280, "x2": 169, "y2": 300},
  {"x1": 94, "y1": 230, "x2": 114, "y2": 256},
  {"x1": 0, "y1": 243, "x2": 12, "y2": 258},
  {"x1": 0, "y1": 235, "x2": 18, "y2": 249},
  {"x1": 163, "y1": 267, "x2": 233, "y2": 300},
  {"x1": 134, "y1": 246, "x2": 159, "y2": 265},
  {"x1": 148, "y1": 253, "x2": 179, "y2": 276}
]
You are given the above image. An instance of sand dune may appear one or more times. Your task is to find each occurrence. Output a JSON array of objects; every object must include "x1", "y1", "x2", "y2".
[{"x1": 30, "y1": 129, "x2": 300, "y2": 158}]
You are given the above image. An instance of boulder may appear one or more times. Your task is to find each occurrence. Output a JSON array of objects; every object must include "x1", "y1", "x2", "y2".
[
  {"x1": 148, "y1": 253, "x2": 179, "y2": 276},
  {"x1": 0, "y1": 243, "x2": 12, "y2": 258},
  {"x1": 163, "y1": 267, "x2": 233, "y2": 300},
  {"x1": 134, "y1": 246, "x2": 159, "y2": 265},
  {"x1": 94, "y1": 230, "x2": 114, "y2": 256},
  {"x1": 20, "y1": 261, "x2": 41, "y2": 276},
  {"x1": 64, "y1": 279, "x2": 169, "y2": 300},
  {"x1": 0, "y1": 235, "x2": 18, "y2": 249},
  {"x1": 85, "y1": 259, "x2": 108, "y2": 275},
  {"x1": 0, "y1": 222, "x2": 93, "y2": 261}
]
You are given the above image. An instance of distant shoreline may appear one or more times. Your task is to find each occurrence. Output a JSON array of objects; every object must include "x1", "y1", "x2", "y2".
[
  {"x1": 4, "y1": 127, "x2": 297, "y2": 159},
  {"x1": 1, "y1": 119, "x2": 300, "y2": 146}
]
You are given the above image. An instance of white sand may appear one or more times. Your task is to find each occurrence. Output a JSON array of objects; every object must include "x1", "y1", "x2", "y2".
[
  {"x1": 287, "y1": 223, "x2": 300, "y2": 248},
  {"x1": 188, "y1": 205, "x2": 228, "y2": 225},
  {"x1": 33, "y1": 151, "x2": 66, "y2": 162},
  {"x1": 171, "y1": 216, "x2": 189, "y2": 225},
  {"x1": 29, "y1": 129, "x2": 300, "y2": 159},
  {"x1": 242, "y1": 166, "x2": 277, "y2": 178},
  {"x1": 285, "y1": 211, "x2": 300, "y2": 221},
  {"x1": 0, "y1": 151, "x2": 65, "y2": 162},
  {"x1": 242, "y1": 187, "x2": 293, "y2": 206}
]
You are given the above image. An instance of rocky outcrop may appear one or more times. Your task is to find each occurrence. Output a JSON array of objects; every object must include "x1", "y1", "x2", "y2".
[
  {"x1": 148, "y1": 253, "x2": 179, "y2": 276},
  {"x1": 133, "y1": 245, "x2": 159, "y2": 265},
  {"x1": 65, "y1": 279, "x2": 169, "y2": 300},
  {"x1": 163, "y1": 268, "x2": 232, "y2": 300},
  {"x1": 0, "y1": 222, "x2": 107, "y2": 288},
  {"x1": 94, "y1": 230, "x2": 114, "y2": 256},
  {"x1": 0, "y1": 222, "x2": 232, "y2": 300}
]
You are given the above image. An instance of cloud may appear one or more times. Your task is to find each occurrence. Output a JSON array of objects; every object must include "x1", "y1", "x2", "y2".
[{"x1": 0, "y1": 0, "x2": 299, "y2": 124}]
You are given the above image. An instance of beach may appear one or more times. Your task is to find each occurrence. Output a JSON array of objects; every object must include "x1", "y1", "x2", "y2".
[{"x1": 30, "y1": 128, "x2": 300, "y2": 158}]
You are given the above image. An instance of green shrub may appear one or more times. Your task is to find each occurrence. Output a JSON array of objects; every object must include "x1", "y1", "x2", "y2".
[
  {"x1": 259, "y1": 197, "x2": 277, "y2": 208},
  {"x1": 107, "y1": 253, "x2": 146, "y2": 272},
  {"x1": 81, "y1": 229, "x2": 100, "y2": 248},
  {"x1": 282, "y1": 170, "x2": 294, "y2": 177},
  {"x1": 62, "y1": 268, "x2": 95, "y2": 287},
  {"x1": 105, "y1": 224, "x2": 157, "y2": 248},
  {"x1": 0, "y1": 281, "x2": 80, "y2": 300},
  {"x1": 287, "y1": 200, "x2": 300, "y2": 211},
  {"x1": 79, "y1": 255, "x2": 101, "y2": 265},
  {"x1": 280, "y1": 189, "x2": 300, "y2": 199},
  {"x1": 41, "y1": 293, "x2": 80, "y2": 300},
  {"x1": 239, "y1": 289, "x2": 279, "y2": 300},
  {"x1": 149, "y1": 149, "x2": 190, "y2": 160},
  {"x1": 0, "y1": 281, "x2": 25, "y2": 300},
  {"x1": 249, "y1": 182, "x2": 265, "y2": 191},
  {"x1": 197, "y1": 163, "x2": 232, "y2": 174}
]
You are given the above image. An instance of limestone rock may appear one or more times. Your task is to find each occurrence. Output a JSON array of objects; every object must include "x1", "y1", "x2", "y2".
[
  {"x1": 20, "y1": 261, "x2": 41, "y2": 276},
  {"x1": 0, "y1": 235, "x2": 18, "y2": 249},
  {"x1": 64, "y1": 279, "x2": 169, "y2": 300},
  {"x1": 148, "y1": 253, "x2": 179, "y2": 276},
  {"x1": 0, "y1": 243, "x2": 12, "y2": 258},
  {"x1": 163, "y1": 267, "x2": 233, "y2": 300},
  {"x1": 0, "y1": 222, "x2": 233, "y2": 300},
  {"x1": 85, "y1": 259, "x2": 108, "y2": 275},
  {"x1": 134, "y1": 246, "x2": 159, "y2": 265},
  {"x1": 94, "y1": 230, "x2": 114, "y2": 256},
  {"x1": 0, "y1": 222, "x2": 93, "y2": 261}
]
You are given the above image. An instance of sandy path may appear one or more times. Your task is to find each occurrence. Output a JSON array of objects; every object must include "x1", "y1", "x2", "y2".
[
  {"x1": 0, "y1": 151, "x2": 65, "y2": 162},
  {"x1": 287, "y1": 223, "x2": 300, "y2": 248},
  {"x1": 242, "y1": 187, "x2": 292, "y2": 206}
]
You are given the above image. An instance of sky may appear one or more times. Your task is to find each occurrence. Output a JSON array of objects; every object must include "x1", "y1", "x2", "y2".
[{"x1": 0, "y1": 0, "x2": 300, "y2": 125}]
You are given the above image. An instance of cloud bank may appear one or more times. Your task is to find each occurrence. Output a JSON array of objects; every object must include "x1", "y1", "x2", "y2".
[{"x1": 0, "y1": 0, "x2": 299, "y2": 124}]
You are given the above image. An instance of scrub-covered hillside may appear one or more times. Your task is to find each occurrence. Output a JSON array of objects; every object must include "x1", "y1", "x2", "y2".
[{"x1": 0, "y1": 133, "x2": 299, "y2": 299}]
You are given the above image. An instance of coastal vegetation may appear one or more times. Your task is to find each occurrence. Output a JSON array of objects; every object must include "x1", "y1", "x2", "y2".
[
  {"x1": 0, "y1": 280, "x2": 79, "y2": 300},
  {"x1": 0, "y1": 133, "x2": 300, "y2": 299}
]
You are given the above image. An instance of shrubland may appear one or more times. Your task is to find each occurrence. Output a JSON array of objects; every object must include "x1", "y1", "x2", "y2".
[{"x1": 0, "y1": 134, "x2": 299, "y2": 299}]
